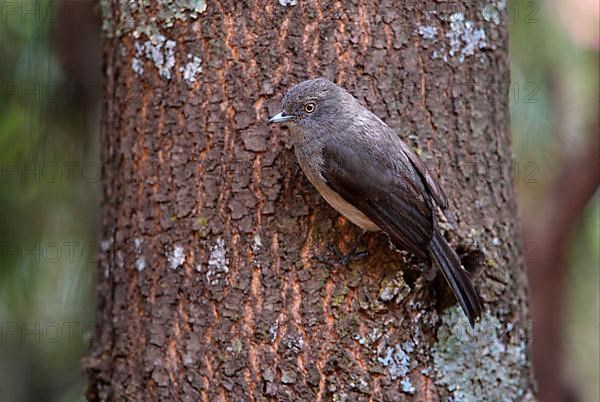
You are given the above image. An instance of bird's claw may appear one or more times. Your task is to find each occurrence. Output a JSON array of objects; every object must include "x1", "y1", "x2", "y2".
[{"x1": 313, "y1": 245, "x2": 368, "y2": 269}]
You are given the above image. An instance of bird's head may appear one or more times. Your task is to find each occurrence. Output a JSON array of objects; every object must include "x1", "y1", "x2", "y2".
[{"x1": 268, "y1": 78, "x2": 350, "y2": 129}]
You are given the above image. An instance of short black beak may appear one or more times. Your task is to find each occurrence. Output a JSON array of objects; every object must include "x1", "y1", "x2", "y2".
[{"x1": 268, "y1": 112, "x2": 293, "y2": 124}]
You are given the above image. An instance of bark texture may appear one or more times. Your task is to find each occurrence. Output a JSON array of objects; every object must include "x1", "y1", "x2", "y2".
[{"x1": 87, "y1": 1, "x2": 536, "y2": 401}]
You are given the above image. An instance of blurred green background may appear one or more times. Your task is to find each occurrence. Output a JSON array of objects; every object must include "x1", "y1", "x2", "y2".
[{"x1": 0, "y1": 0, "x2": 597, "y2": 401}]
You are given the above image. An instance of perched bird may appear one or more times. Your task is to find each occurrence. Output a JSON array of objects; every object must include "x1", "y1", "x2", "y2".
[{"x1": 269, "y1": 77, "x2": 482, "y2": 326}]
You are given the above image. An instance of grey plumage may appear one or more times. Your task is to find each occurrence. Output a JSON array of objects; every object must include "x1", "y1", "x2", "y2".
[{"x1": 269, "y1": 77, "x2": 482, "y2": 326}]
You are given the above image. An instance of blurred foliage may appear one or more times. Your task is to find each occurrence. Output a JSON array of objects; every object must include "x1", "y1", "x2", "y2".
[
  {"x1": 511, "y1": 0, "x2": 599, "y2": 202},
  {"x1": 0, "y1": 0, "x2": 99, "y2": 401},
  {"x1": 510, "y1": 1, "x2": 599, "y2": 402},
  {"x1": 0, "y1": 0, "x2": 597, "y2": 401},
  {"x1": 565, "y1": 198, "x2": 600, "y2": 402}
]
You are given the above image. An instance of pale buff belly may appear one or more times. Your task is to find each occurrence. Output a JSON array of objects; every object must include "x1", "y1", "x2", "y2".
[{"x1": 303, "y1": 170, "x2": 380, "y2": 232}]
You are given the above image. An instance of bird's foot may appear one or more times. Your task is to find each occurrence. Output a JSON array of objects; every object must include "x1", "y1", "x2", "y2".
[
  {"x1": 314, "y1": 248, "x2": 368, "y2": 269},
  {"x1": 313, "y1": 231, "x2": 368, "y2": 269}
]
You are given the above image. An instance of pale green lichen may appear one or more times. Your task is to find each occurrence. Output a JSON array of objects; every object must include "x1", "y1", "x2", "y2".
[
  {"x1": 252, "y1": 233, "x2": 262, "y2": 252},
  {"x1": 400, "y1": 378, "x2": 416, "y2": 394},
  {"x1": 168, "y1": 245, "x2": 185, "y2": 269},
  {"x1": 418, "y1": 25, "x2": 438, "y2": 41},
  {"x1": 348, "y1": 374, "x2": 370, "y2": 394},
  {"x1": 133, "y1": 34, "x2": 177, "y2": 79},
  {"x1": 419, "y1": 11, "x2": 488, "y2": 64},
  {"x1": 180, "y1": 53, "x2": 202, "y2": 84},
  {"x1": 432, "y1": 307, "x2": 530, "y2": 402},
  {"x1": 377, "y1": 340, "x2": 416, "y2": 394},
  {"x1": 195, "y1": 216, "x2": 208, "y2": 226},
  {"x1": 101, "y1": 0, "x2": 207, "y2": 37},
  {"x1": 332, "y1": 392, "x2": 348, "y2": 402},
  {"x1": 483, "y1": 1, "x2": 507, "y2": 25},
  {"x1": 134, "y1": 238, "x2": 145, "y2": 271},
  {"x1": 446, "y1": 13, "x2": 487, "y2": 63},
  {"x1": 226, "y1": 339, "x2": 243, "y2": 355},
  {"x1": 206, "y1": 238, "x2": 229, "y2": 285},
  {"x1": 278, "y1": 0, "x2": 297, "y2": 6},
  {"x1": 378, "y1": 271, "x2": 411, "y2": 303}
]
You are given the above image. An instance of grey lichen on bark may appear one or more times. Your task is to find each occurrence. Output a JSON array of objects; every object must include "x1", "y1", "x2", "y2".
[{"x1": 100, "y1": 0, "x2": 207, "y2": 38}]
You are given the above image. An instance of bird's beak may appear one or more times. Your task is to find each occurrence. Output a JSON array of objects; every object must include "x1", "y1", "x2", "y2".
[{"x1": 268, "y1": 112, "x2": 293, "y2": 124}]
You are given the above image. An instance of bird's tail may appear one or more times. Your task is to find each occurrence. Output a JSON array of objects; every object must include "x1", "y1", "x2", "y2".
[{"x1": 429, "y1": 231, "x2": 482, "y2": 327}]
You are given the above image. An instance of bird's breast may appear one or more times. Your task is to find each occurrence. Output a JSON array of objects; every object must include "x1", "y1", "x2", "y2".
[
  {"x1": 317, "y1": 183, "x2": 381, "y2": 231},
  {"x1": 301, "y1": 165, "x2": 380, "y2": 232}
]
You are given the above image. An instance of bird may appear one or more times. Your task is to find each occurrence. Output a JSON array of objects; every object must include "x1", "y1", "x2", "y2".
[{"x1": 268, "y1": 77, "x2": 482, "y2": 326}]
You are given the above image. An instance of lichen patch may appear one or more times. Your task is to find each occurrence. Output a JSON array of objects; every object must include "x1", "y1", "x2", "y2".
[
  {"x1": 432, "y1": 307, "x2": 530, "y2": 402},
  {"x1": 132, "y1": 35, "x2": 177, "y2": 79},
  {"x1": 168, "y1": 245, "x2": 186, "y2": 270},
  {"x1": 206, "y1": 238, "x2": 229, "y2": 285}
]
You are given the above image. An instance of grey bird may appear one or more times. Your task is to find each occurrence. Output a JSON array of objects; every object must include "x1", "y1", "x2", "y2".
[{"x1": 268, "y1": 77, "x2": 482, "y2": 326}]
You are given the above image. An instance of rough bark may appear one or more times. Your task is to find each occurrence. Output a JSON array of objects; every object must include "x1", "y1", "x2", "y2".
[{"x1": 86, "y1": 1, "x2": 536, "y2": 401}]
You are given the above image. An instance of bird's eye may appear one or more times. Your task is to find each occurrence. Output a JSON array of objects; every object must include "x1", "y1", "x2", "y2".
[{"x1": 304, "y1": 102, "x2": 316, "y2": 114}]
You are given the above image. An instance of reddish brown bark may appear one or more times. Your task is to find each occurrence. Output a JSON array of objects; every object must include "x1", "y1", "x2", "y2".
[{"x1": 87, "y1": 2, "x2": 536, "y2": 401}]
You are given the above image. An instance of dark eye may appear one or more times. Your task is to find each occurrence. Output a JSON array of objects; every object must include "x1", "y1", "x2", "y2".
[{"x1": 304, "y1": 102, "x2": 316, "y2": 114}]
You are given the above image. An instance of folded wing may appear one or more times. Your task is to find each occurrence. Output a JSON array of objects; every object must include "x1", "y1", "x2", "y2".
[{"x1": 321, "y1": 139, "x2": 435, "y2": 260}]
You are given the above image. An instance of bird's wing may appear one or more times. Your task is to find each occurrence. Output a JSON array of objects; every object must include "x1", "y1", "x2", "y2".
[
  {"x1": 398, "y1": 140, "x2": 448, "y2": 210},
  {"x1": 321, "y1": 139, "x2": 434, "y2": 260}
]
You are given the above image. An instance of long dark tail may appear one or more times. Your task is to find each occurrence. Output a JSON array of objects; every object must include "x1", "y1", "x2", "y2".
[{"x1": 429, "y1": 231, "x2": 482, "y2": 327}]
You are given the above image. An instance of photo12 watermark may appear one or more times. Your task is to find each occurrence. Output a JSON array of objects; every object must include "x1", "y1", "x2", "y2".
[
  {"x1": 1, "y1": 321, "x2": 96, "y2": 345},
  {"x1": 0, "y1": 241, "x2": 97, "y2": 264},
  {"x1": 1, "y1": 1, "x2": 99, "y2": 24},
  {"x1": 435, "y1": 159, "x2": 541, "y2": 184},
  {"x1": 1, "y1": 81, "x2": 102, "y2": 104},
  {"x1": 0, "y1": 162, "x2": 101, "y2": 184}
]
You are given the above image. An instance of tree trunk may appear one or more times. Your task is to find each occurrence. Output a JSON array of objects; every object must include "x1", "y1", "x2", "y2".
[{"x1": 86, "y1": 1, "x2": 536, "y2": 401}]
